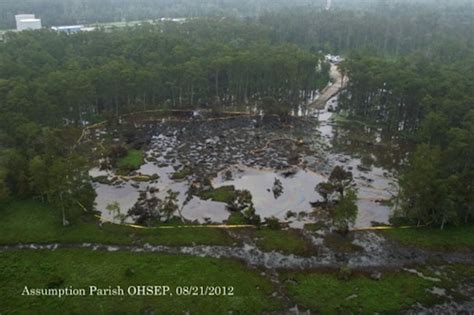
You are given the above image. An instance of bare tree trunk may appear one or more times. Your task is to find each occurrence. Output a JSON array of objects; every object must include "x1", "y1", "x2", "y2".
[
  {"x1": 114, "y1": 94, "x2": 119, "y2": 116},
  {"x1": 215, "y1": 70, "x2": 220, "y2": 104},
  {"x1": 171, "y1": 88, "x2": 176, "y2": 106},
  {"x1": 60, "y1": 192, "x2": 67, "y2": 227}
]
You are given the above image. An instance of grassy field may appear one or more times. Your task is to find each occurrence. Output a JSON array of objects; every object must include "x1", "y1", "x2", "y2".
[
  {"x1": 0, "y1": 200, "x2": 235, "y2": 246},
  {"x1": 0, "y1": 200, "x2": 314, "y2": 256},
  {"x1": 170, "y1": 167, "x2": 192, "y2": 180},
  {"x1": 252, "y1": 229, "x2": 314, "y2": 256},
  {"x1": 117, "y1": 149, "x2": 144, "y2": 171},
  {"x1": 0, "y1": 250, "x2": 280, "y2": 315},
  {"x1": 199, "y1": 186, "x2": 236, "y2": 203},
  {"x1": 283, "y1": 270, "x2": 437, "y2": 314},
  {"x1": 382, "y1": 226, "x2": 474, "y2": 251},
  {"x1": 3, "y1": 199, "x2": 474, "y2": 256},
  {"x1": 323, "y1": 233, "x2": 363, "y2": 253},
  {"x1": 1, "y1": 200, "x2": 474, "y2": 313}
]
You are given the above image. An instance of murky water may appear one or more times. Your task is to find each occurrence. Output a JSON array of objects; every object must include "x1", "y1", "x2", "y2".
[
  {"x1": 91, "y1": 144, "x2": 230, "y2": 225},
  {"x1": 213, "y1": 165, "x2": 327, "y2": 227},
  {"x1": 208, "y1": 96, "x2": 397, "y2": 228},
  {"x1": 91, "y1": 93, "x2": 398, "y2": 228},
  {"x1": 312, "y1": 96, "x2": 397, "y2": 227}
]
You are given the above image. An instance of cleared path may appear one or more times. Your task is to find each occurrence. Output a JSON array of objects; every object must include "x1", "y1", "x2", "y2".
[{"x1": 309, "y1": 63, "x2": 348, "y2": 109}]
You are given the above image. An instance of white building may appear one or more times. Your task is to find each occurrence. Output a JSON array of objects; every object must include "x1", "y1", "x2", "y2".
[
  {"x1": 160, "y1": 18, "x2": 187, "y2": 23},
  {"x1": 52, "y1": 25, "x2": 84, "y2": 34},
  {"x1": 15, "y1": 14, "x2": 42, "y2": 31},
  {"x1": 15, "y1": 14, "x2": 35, "y2": 24}
]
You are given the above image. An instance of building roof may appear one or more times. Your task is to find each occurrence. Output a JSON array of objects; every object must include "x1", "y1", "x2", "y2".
[
  {"x1": 53, "y1": 25, "x2": 84, "y2": 30},
  {"x1": 19, "y1": 19, "x2": 41, "y2": 22}
]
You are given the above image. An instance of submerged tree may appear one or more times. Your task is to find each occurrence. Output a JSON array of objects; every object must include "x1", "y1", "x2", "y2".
[
  {"x1": 329, "y1": 166, "x2": 354, "y2": 198},
  {"x1": 315, "y1": 181, "x2": 336, "y2": 204},
  {"x1": 161, "y1": 190, "x2": 180, "y2": 222},
  {"x1": 242, "y1": 206, "x2": 261, "y2": 226},
  {"x1": 315, "y1": 166, "x2": 354, "y2": 204},
  {"x1": 315, "y1": 166, "x2": 358, "y2": 234},
  {"x1": 333, "y1": 189, "x2": 358, "y2": 234},
  {"x1": 106, "y1": 201, "x2": 126, "y2": 224},
  {"x1": 272, "y1": 177, "x2": 283, "y2": 199}
]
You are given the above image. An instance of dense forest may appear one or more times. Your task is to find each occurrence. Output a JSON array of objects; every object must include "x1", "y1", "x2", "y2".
[
  {"x1": 0, "y1": 0, "x2": 323, "y2": 29},
  {"x1": 259, "y1": 4, "x2": 474, "y2": 56},
  {"x1": 0, "y1": 19, "x2": 327, "y2": 124},
  {"x1": 0, "y1": 1, "x2": 473, "y2": 228},
  {"x1": 339, "y1": 53, "x2": 474, "y2": 228},
  {"x1": 1, "y1": 0, "x2": 472, "y2": 29},
  {"x1": 261, "y1": 2, "x2": 474, "y2": 228},
  {"x1": 0, "y1": 18, "x2": 327, "y2": 215}
]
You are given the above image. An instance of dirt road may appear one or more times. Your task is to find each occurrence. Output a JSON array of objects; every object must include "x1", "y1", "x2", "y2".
[{"x1": 309, "y1": 63, "x2": 348, "y2": 109}]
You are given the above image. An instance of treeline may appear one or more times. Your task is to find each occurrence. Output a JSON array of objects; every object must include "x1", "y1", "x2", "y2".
[
  {"x1": 0, "y1": 19, "x2": 327, "y2": 126},
  {"x1": 4, "y1": 1, "x2": 474, "y2": 58},
  {"x1": 1, "y1": 0, "x2": 470, "y2": 30},
  {"x1": 0, "y1": 125, "x2": 95, "y2": 224},
  {"x1": 0, "y1": 18, "x2": 327, "y2": 208},
  {"x1": 338, "y1": 55, "x2": 433, "y2": 133},
  {"x1": 3, "y1": 0, "x2": 471, "y2": 32},
  {"x1": 259, "y1": 4, "x2": 474, "y2": 56},
  {"x1": 0, "y1": 0, "x2": 325, "y2": 29},
  {"x1": 339, "y1": 51, "x2": 474, "y2": 228}
]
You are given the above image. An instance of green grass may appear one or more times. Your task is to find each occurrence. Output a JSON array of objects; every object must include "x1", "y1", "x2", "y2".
[
  {"x1": 0, "y1": 200, "x2": 235, "y2": 246},
  {"x1": 382, "y1": 226, "x2": 474, "y2": 251},
  {"x1": 303, "y1": 222, "x2": 327, "y2": 231},
  {"x1": 199, "y1": 186, "x2": 236, "y2": 203},
  {"x1": 171, "y1": 168, "x2": 192, "y2": 180},
  {"x1": 117, "y1": 149, "x2": 144, "y2": 171},
  {"x1": 253, "y1": 229, "x2": 314, "y2": 256},
  {"x1": 0, "y1": 250, "x2": 281, "y2": 315},
  {"x1": 283, "y1": 271, "x2": 437, "y2": 314},
  {"x1": 331, "y1": 111, "x2": 381, "y2": 128},
  {"x1": 330, "y1": 111, "x2": 351, "y2": 124},
  {"x1": 227, "y1": 212, "x2": 247, "y2": 225},
  {"x1": 323, "y1": 233, "x2": 363, "y2": 253}
]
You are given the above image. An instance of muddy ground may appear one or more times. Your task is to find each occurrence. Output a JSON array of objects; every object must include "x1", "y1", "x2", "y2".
[{"x1": 86, "y1": 107, "x2": 402, "y2": 228}]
